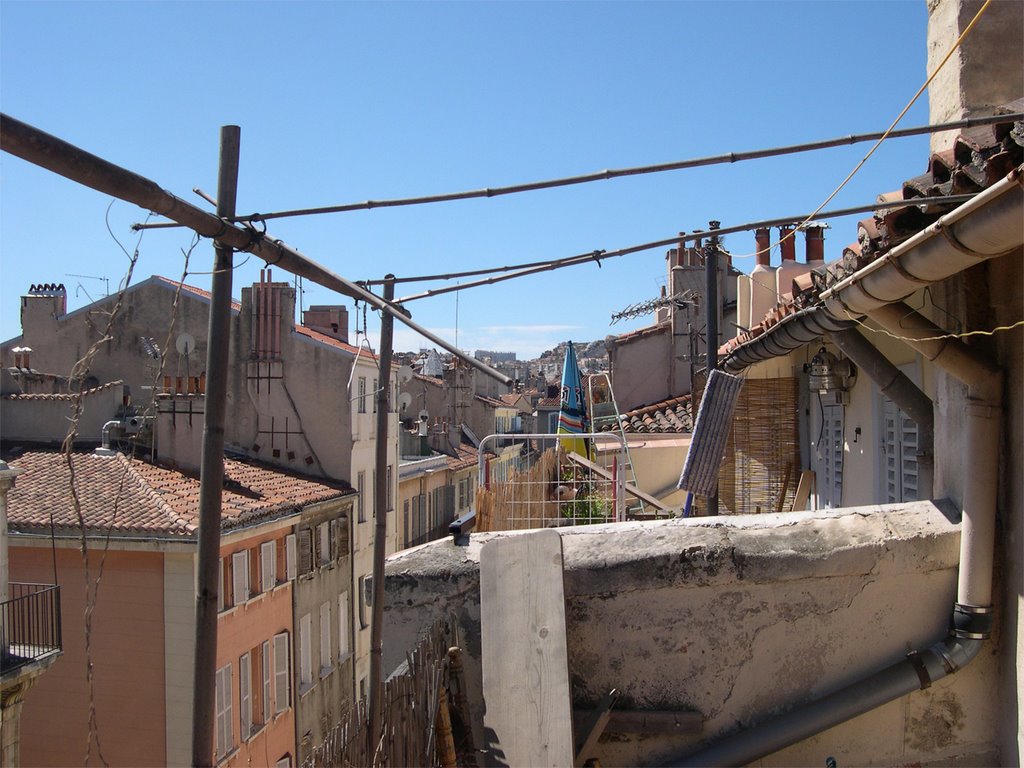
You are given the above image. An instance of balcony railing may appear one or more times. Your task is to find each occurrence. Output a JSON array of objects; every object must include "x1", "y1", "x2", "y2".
[{"x1": 1, "y1": 583, "x2": 62, "y2": 676}]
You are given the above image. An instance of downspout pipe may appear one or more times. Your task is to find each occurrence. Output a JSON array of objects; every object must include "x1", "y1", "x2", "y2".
[
  {"x1": 672, "y1": 181, "x2": 1014, "y2": 764},
  {"x1": 869, "y1": 302, "x2": 1002, "y2": 609},
  {"x1": 830, "y1": 327, "x2": 934, "y2": 498}
]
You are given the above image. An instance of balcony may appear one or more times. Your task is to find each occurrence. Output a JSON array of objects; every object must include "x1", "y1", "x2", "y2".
[{"x1": 1, "y1": 583, "x2": 62, "y2": 680}]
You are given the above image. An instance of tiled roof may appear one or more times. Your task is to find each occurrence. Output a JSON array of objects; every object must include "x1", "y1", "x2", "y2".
[
  {"x1": 474, "y1": 394, "x2": 509, "y2": 408},
  {"x1": 293, "y1": 325, "x2": 375, "y2": 358},
  {"x1": 609, "y1": 321, "x2": 669, "y2": 346},
  {"x1": 412, "y1": 372, "x2": 443, "y2": 387},
  {"x1": 152, "y1": 275, "x2": 242, "y2": 312},
  {"x1": 536, "y1": 397, "x2": 560, "y2": 409},
  {"x1": 604, "y1": 394, "x2": 693, "y2": 434},
  {"x1": 5, "y1": 450, "x2": 353, "y2": 538},
  {"x1": 2, "y1": 380, "x2": 123, "y2": 401},
  {"x1": 720, "y1": 108, "x2": 1024, "y2": 362},
  {"x1": 444, "y1": 443, "x2": 478, "y2": 471}
]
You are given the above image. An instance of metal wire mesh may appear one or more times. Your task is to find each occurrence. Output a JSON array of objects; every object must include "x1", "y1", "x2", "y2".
[{"x1": 475, "y1": 433, "x2": 626, "y2": 531}]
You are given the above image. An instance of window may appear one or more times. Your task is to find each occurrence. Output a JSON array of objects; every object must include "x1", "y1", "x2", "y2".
[
  {"x1": 372, "y1": 378, "x2": 378, "y2": 413},
  {"x1": 338, "y1": 592, "x2": 350, "y2": 659},
  {"x1": 358, "y1": 377, "x2": 367, "y2": 413},
  {"x1": 357, "y1": 576, "x2": 368, "y2": 629},
  {"x1": 320, "y1": 602, "x2": 332, "y2": 672},
  {"x1": 273, "y1": 632, "x2": 290, "y2": 714},
  {"x1": 817, "y1": 403, "x2": 845, "y2": 509},
  {"x1": 386, "y1": 465, "x2": 393, "y2": 511},
  {"x1": 882, "y1": 397, "x2": 920, "y2": 503},
  {"x1": 357, "y1": 472, "x2": 366, "y2": 523},
  {"x1": 239, "y1": 652, "x2": 252, "y2": 738},
  {"x1": 218, "y1": 559, "x2": 225, "y2": 612},
  {"x1": 299, "y1": 614, "x2": 313, "y2": 687},
  {"x1": 298, "y1": 528, "x2": 313, "y2": 576},
  {"x1": 232, "y1": 550, "x2": 249, "y2": 606},
  {"x1": 262, "y1": 640, "x2": 272, "y2": 725},
  {"x1": 215, "y1": 664, "x2": 233, "y2": 758},
  {"x1": 276, "y1": 757, "x2": 292, "y2": 768},
  {"x1": 285, "y1": 534, "x2": 297, "y2": 581},
  {"x1": 261, "y1": 542, "x2": 276, "y2": 593},
  {"x1": 318, "y1": 522, "x2": 331, "y2": 566}
]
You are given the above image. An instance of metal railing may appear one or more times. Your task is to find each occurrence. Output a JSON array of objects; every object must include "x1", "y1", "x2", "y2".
[
  {"x1": 477, "y1": 432, "x2": 626, "y2": 531},
  {"x1": 1, "y1": 583, "x2": 62, "y2": 676}
]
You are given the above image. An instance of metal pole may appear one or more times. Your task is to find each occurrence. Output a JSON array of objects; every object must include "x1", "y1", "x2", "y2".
[
  {"x1": 368, "y1": 276, "x2": 396, "y2": 753},
  {"x1": 0, "y1": 113, "x2": 511, "y2": 388},
  {"x1": 704, "y1": 221, "x2": 720, "y2": 517},
  {"x1": 192, "y1": 125, "x2": 239, "y2": 767}
]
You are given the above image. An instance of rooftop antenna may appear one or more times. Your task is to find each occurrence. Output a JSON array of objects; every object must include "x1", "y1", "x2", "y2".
[{"x1": 67, "y1": 273, "x2": 110, "y2": 302}]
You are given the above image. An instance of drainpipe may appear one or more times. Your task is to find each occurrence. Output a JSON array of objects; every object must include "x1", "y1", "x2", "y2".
[
  {"x1": 672, "y1": 307, "x2": 1000, "y2": 766},
  {"x1": 869, "y1": 302, "x2": 1002, "y2": 609},
  {"x1": 830, "y1": 328, "x2": 934, "y2": 498},
  {"x1": 671, "y1": 185, "x2": 1015, "y2": 765}
]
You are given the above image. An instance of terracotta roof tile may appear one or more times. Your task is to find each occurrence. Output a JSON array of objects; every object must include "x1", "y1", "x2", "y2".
[
  {"x1": 5, "y1": 450, "x2": 353, "y2": 538},
  {"x1": 293, "y1": 325, "x2": 375, "y2": 358},
  {"x1": 602, "y1": 394, "x2": 692, "y2": 434},
  {"x1": 609, "y1": 321, "x2": 669, "y2": 346},
  {"x1": 152, "y1": 276, "x2": 242, "y2": 312},
  {"x1": 2, "y1": 380, "x2": 124, "y2": 401}
]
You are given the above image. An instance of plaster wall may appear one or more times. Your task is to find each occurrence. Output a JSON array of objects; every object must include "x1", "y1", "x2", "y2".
[
  {"x1": 926, "y1": 0, "x2": 1024, "y2": 154},
  {"x1": 383, "y1": 502, "x2": 1001, "y2": 766},
  {"x1": 164, "y1": 551, "x2": 196, "y2": 767},
  {"x1": 2, "y1": 279, "x2": 221, "y2": 411},
  {"x1": 10, "y1": 545, "x2": 168, "y2": 767},
  {"x1": 292, "y1": 501, "x2": 355, "y2": 765},
  {"x1": 218, "y1": 529, "x2": 296, "y2": 768},
  {"x1": 608, "y1": 326, "x2": 671, "y2": 414},
  {"x1": 617, "y1": 434, "x2": 691, "y2": 504},
  {"x1": 0, "y1": 384, "x2": 124, "y2": 444}
]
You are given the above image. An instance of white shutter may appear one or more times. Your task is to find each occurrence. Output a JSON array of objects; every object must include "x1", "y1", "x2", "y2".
[
  {"x1": 338, "y1": 592, "x2": 350, "y2": 658},
  {"x1": 239, "y1": 652, "x2": 252, "y2": 737},
  {"x1": 285, "y1": 534, "x2": 297, "y2": 581},
  {"x1": 261, "y1": 541, "x2": 275, "y2": 592},
  {"x1": 883, "y1": 397, "x2": 920, "y2": 503},
  {"x1": 261, "y1": 640, "x2": 272, "y2": 724},
  {"x1": 320, "y1": 602, "x2": 331, "y2": 671},
  {"x1": 299, "y1": 614, "x2": 313, "y2": 685},
  {"x1": 215, "y1": 664, "x2": 233, "y2": 757},
  {"x1": 819, "y1": 404, "x2": 844, "y2": 509},
  {"x1": 232, "y1": 551, "x2": 249, "y2": 606},
  {"x1": 273, "y1": 632, "x2": 290, "y2": 714}
]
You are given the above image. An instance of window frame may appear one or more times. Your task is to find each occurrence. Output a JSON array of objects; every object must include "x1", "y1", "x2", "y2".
[
  {"x1": 273, "y1": 632, "x2": 290, "y2": 715},
  {"x1": 232, "y1": 550, "x2": 250, "y2": 606},
  {"x1": 215, "y1": 663, "x2": 233, "y2": 759}
]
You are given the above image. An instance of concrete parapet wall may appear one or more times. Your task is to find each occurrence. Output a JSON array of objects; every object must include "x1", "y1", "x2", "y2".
[{"x1": 384, "y1": 501, "x2": 1000, "y2": 766}]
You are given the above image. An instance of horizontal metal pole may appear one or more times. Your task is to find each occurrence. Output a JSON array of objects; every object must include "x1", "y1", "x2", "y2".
[{"x1": 0, "y1": 113, "x2": 511, "y2": 386}]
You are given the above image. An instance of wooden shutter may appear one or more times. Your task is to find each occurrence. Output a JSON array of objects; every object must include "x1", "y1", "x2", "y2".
[{"x1": 298, "y1": 528, "x2": 312, "y2": 576}]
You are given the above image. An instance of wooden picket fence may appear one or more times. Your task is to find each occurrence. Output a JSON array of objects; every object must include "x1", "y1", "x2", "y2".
[{"x1": 303, "y1": 615, "x2": 464, "y2": 768}]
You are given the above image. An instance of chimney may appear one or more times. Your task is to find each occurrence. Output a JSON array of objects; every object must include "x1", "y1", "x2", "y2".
[
  {"x1": 779, "y1": 227, "x2": 796, "y2": 262},
  {"x1": 805, "y1": 225, "x2": 825, "y2": 264},
  {"x1": 250, "y1": 269, "x2": 294, "y2": 359},
  {"x1": 302, "y1": 305, "x2": 350, "y2": 343},
  {"x1": 754, "y1": 228, "x2": 771, "y2": 267},
  {"x1": 20, "y1": 283, "x2": 67, "y2": 337}
]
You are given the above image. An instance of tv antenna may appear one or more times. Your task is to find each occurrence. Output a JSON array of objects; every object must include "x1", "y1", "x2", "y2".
[{"x1": 67, "y1": 273, "x2": 110, "y2": 303}]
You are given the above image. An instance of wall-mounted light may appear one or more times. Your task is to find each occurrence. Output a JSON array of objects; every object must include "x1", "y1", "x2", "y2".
[{"x1": 804, "y1": 346, "x2": 857, "y2": 394}]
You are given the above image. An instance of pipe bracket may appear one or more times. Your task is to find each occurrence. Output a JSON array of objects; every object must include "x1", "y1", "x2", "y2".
[
  {"x1": 906, "y1": 650, "x2": 933, "y2": 689},
  {"x1": 935, "y1": 220, "x2": 1016, "y2": 261},
  {"x1": 952, "y1": 603, "x2": 994, "y2": 640}
]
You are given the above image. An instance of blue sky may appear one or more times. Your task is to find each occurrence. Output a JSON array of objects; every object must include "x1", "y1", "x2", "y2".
[{"x1": 1, "y1": 1, "x2": 931, "y2": 359}]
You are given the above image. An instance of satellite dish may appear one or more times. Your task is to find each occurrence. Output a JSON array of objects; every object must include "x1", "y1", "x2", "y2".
[
  {"x1": 176, "y1": 332, "x2": 196, "y2": 356},
  {"x1": 397, "y1": 365, "x2": 414, "y2": 384},
  {"x1": 397, "y1": 392, "x2": 413, "y2": 412}
]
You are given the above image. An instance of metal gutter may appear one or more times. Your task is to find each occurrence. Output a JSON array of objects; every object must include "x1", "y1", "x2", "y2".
[{"x1": 671, "y1": 168, "x2": 1021, "y2": 767}]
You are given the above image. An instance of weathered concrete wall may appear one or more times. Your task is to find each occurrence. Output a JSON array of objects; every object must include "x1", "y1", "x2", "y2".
[
  {"x1": 383, "y1": 501, "x2": 1002, "y2": 766},
  {"x1": 609, "y1": 325, "x2": 672, "y2": 414}
]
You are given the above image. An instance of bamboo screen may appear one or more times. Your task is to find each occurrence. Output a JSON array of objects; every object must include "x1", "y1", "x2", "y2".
[{"x1": 717, "y1": 377, "x2": 801, "y2": 515}]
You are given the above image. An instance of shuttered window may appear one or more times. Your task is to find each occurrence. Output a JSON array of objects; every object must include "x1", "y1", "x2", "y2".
[
  {"x1": 232, "y1": 550, "x2": 249, "y2": 606},
  {"x1": 261, "y1": 541, "x2": 275, "y2": 593},
  {"x1": 215, "y1": 664, "x2": 233, "y2": 758},
  {"x1": 285, "y1": 534, "x2": 297, "y2": 581},
  {"x1": 819, "y1": 404, "x2": 844, "y2": 509},
  {"x1": 273, "y1": 632, "x2": 290, "y2": 714},
  {"x1": 239, "y1": 652, "x2": 252, "y2": 738},
  {"x1": 298, "y1": 528, "x2": 312, "y2": 576},
  {"x1": 883, "y1": 397, "x2": 920, "y2": 503}
]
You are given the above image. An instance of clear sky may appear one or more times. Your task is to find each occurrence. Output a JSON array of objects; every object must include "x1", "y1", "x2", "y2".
[{"x1": 0, "y1": 1, "x2": 932, "y2": 360}]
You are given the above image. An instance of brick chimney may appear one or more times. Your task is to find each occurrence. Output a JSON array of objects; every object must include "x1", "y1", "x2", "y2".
[{"x1": 302, "y1": 305, "x2": 349, "y2": 343}]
